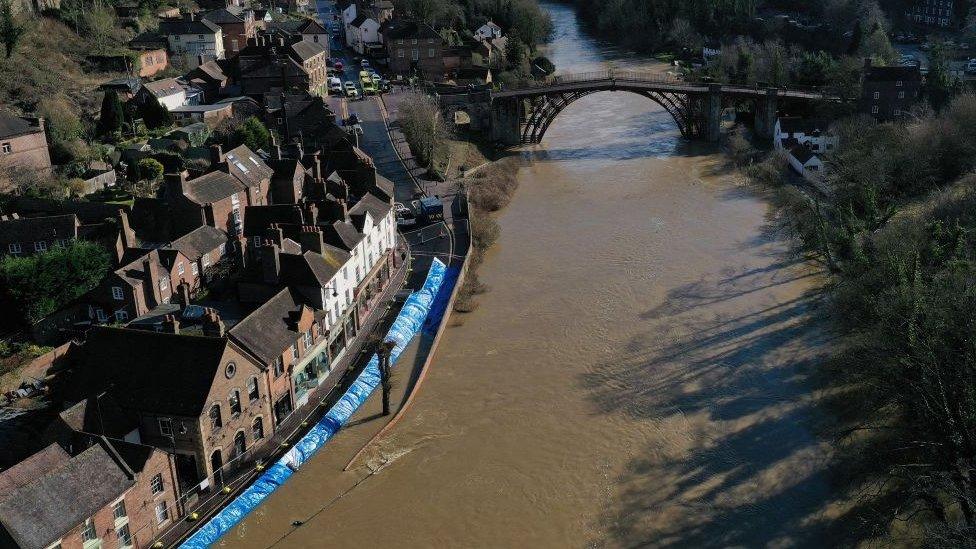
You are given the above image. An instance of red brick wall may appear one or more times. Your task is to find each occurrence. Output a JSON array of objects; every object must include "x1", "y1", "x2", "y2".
[
  {"x1": 0, "y1": 130, "x2": 52, "y2": 171},
  {"x1": 138, "y1": 49, "x2": 168, "y2": 78}
]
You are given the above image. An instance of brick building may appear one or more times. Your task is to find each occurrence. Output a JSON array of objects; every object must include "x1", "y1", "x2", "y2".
[
  {"x1": 0, "y1": 437, "x2": 179, "y2": 549},
  {"x1": 381, "y1": 20, "x2": 444, "y2": 78},
  {"x1": 237, "y1": 36, "x2": 328, "y2": 97},
  {"x1": 0, "y1": 213, "x2": 79, "y2": 256},
  {"x1": 0, "y1": 113, "x2": 52, "y2": 173},
  {"x1": 860, "y1": 59, "x2": 922, "y2": 120},
  {"x1": 202, "y1": 5, "x2": 256, "y2": 57},
  {"x1": 905, "y1": 0, "x2": 957, "y2": 27}
]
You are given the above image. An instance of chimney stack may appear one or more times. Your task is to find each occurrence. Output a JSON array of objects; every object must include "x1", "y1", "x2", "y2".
[
  {"x1": 299, "y1": 225, "x2": 325, "y2": 255},
  {"x1": 262, "y1": 240, "x2": 281, "y2": 284},
  {"x1": 143, "y1": 253, "x2": 163, "y2": 307},
  {"x1": 164, "y1": 171, "x2": 187, "y2": 200},
  {"x1": 162, "y1": 314, "x2": 180, "y2": 334},
  {"x1": 201, "y1": 308, "x2": 225, "y2": 337},
  {"x1": 267, "y1": 223, "x2": 285, "y2": 246},
  {"x1": 303, "y1": 201, "x2": 318, "y2": 225},
  {"x1": 271, "y1": 133, "x2": 282, "y2": 160},
  {"x1": 176, "y1": 281, "x2": 191, "y2": 309},
  {"x1": 117, "y1": 209, "x2": 136, "y2": 250},
  {"x1": 312, "y1": 151, "x2": 322, "y2": 182},
  {"x1": 210, "y1": 144, "x2": 225, "y2": 166}
]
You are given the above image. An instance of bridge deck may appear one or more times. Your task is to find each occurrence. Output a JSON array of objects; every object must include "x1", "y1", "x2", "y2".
[{"x1": 492, "y1": 71, "x2": 826, "y2": 100}]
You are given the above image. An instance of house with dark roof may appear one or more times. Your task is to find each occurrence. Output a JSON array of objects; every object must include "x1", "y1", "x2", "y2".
[
  {"x1": 262, "y1": 93, "x2": 345, "y2": 149},
  {"x1": 135, "y1": 77, "x2": 190, "y2": 110},
  {"x1": 381, "y1": 19, "x2": 445, "y2": 78},
  {"x1": 65, "y1": 326, "x2": 275, "y2": 487},
  {"x1": 84, "y1": 246, "x2": 194, "y2": 324},
  {"x1": 160, "y1": 14, "x2": 225, "y2": 64},
  {"x1": 860, "y1": 59, "x2": 922, "y2": 120},
  {"x1": 165, "y1": 224, "x2": 230, "y2": 290},
  {"x1": 347, "y1": 12, "x2": 380, "y2": 55},
  {"x1": 0, "y1": 213, "x2": 79, "y2": 256},
  {"x1": 773, "y1": 117, "x2": 837, "y2": 155},
  {"x1": 786, "y1": 143, "x2": 824, "y2": 180},
  {"x1": 237, "y1": 35, "x2": 328, "y2": 97},
  {"x1": 0, "y1": 437, "x2": 178, "y2": 549},
  {"x1": 183, "y1": 58, "x2": 234, "y2": 101},
  {"x1": 0, "y1": 113, "x2": 52, "y2": 174},
  {"x1": 267, "y1": 17, "x2": 329, "y2": 47},
  {"x1": 202, "y1": 5, "x2": 256, "y2": 57}
]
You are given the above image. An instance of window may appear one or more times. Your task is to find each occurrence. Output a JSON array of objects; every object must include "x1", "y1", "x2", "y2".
[
  {"x1": 291, "y1": 344, "x2": 299, "y2": 360},
  {"x1": 253, "y1": 235, "x2": 262, "y2": 247},
  {"x1": 112, "y1": 287, "x2": 124, "y2": 300},
  {"x1": 209, "y1": 403, "x2": 222, "y2": 430},
  {"x1": 202, "y1": 253, "x2": 211, "y2": 268},
  {"x1": 253, "y1": 416, "x2": 264, "y2": 440},
  {"x1": 96, "y1": 309, "x2": 108, "y2": 323},
  {"x1": 158, "y1": 417, "x2": 173, "y2": 437},
  {"x1": 398, "y1": 49, "x2": 404, "y2": 58},
  {"x1": 411, "y1": 49, "x2": 419, "y2": 61},
  {"x1": 873, "y1": 91, "x2": 880, "y2": 99},
  {"x1": 112, "y1": 499, "x2": 127, "y2": 521},
  {"x1": 114, "y1": 309, "x2": 128, "y2": 322},
  {"x1": 411, "y1": 38, "x2": 417, "y2": 45},
  {"x1": 8, "y1": 242, "x2": 21, "y2": 254},
  {"x1": 34, "y1": 240, "x2": 47, "y2": 252},
  {"x1": 428, "y1": 48, "x2": 435, "y2": 58},
  {"x1": 898, "y1": 91, "x2": 905, "y2": 99},
  {"x1": 229, "y1": 390, "x2": 242, "y2": 416},
  {"x1": 871, "y1": 105, "x2": 879, "y2": 114},
  {"x1": 273, "y1": 356, "x2": 285, "y2": 378},
  {"x1": 151, "y1": 473, "x2": 164, "y2": 495},
  {"x1": 247, "y1": 376, "x2": 259, "y2": 401},
  {"x1": 896, "y1": 80, "x2": 903, "y2": 87},
  {"x1": 116, "y1": 524, "x2": 132, "y2": 547},
  {"x1": 159, "y1": 278, "x2": 168, "y2": 291},
  {"x1": 345, "y1": 288, "x2": 352, "y2": 306},
  {"x1": 177, "y1": 262, "x2": 185, "y2": 276},
  {"x1": 1, "y1": 142, "x2": 10, "y2": 154},
  {"x1": 81, "y1": 518, "x2": 97, "y2": 542},
  {"x1": 233, "y1": 430, "x2": 246, "y2": 457},
  {"x1": 192, "y1": 263, "x2": 199, "y2": 275},
  {"x1": 303, "y1": 329, "x2": 313, "y2": 349},
  {"x1": 154, "y1": 502, "x2": 169, "y2": 525},
  {"x1": 197, "y1": 34, "x2": 204, "y2": 39}
]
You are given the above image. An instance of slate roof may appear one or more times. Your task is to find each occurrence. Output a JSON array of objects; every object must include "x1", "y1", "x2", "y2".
[
  {"x1": 225, "y1": 144, "x2": 274, "y2": 189},
  {"x1": 291, "y1": 40, "x2": 327, "y2": 61},
  {"x1": 0, "y1": 443, "x2": 134, "y2": 549},
  {"x1": 72, "y1": 326, "x2": 231, "y2": 416},
  {"x1": 350, "y1": 13, "x2": 373, "y2": 27},
  {"x1": 143, "y1": 77, "x2": 185, "y2": 99},
  {"x1": 159, "y1": 18, "x2": 221, "y2": 35},
  {"x1": 0, "y1": 214, "x2": 79, "y2": 242},
  {"x1": 202, "y1": 7, "x2": 246, "y2": 24},
  {"x1": 865, "y1": 65, "x2": 921, "y2": 82},
  {"x1": 0, "y1": 113, "x2": 44, "y2": 139},
  {"x1": 228, "y1": 287, "x2": 310, "y2": 364},
  {"x1": 182, "y1": 170, "x2": 246, "y2": 204},
  {"x1": 242, "y1": 204, "x2": 304, "y2": 237},
  {"x1": 0, "y1": 444, "x2": 69, "y2": 497},
  {"x1": 279, "y1": 249, "x2": 350, "y2": 288},
  {"x1": 789, "y1": 144, "x2": 817, "y2": 164},
  {"x1": 58, "y1": 394, "x2": 138, "y2": 439},
  {"x1": 382, "y1": 20, "x2": 440, "y2": 41},
  {"x1": 348, "y1": 192, "x2": 392, "y2": 221},
  {"x1": 325, "y1": 220, "x2": 364, "y2": 251},
  {"x1": 168, "y1": 225, "x2": 227, "y2": 260},
  {"x1": 777, "y1": 117, "x2": 829, "y2": 135}
]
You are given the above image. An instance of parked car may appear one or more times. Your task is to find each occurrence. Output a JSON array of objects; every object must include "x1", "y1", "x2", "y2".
[
  {"x1": 361, "y1": 59, "x2": 370, "y2": 68},
  {"x1": 344, "y1": 81, "x2": 359, "y2": 98},
  {"x1": 378, "y1": 78, "x2": 391, "y2": 93},
  {"x1": 328, "y1": 77, "x2": 343, "y2": 94},
  {"x1": 334, "y1": 60, "x2": 344, "y2": 71},
  {"x1": 395, "y1": 202, "x2": 417, "y2": 227},
  {"x1": 360, "y1": 71, "x2": 377, "y2": 94},
  {"x1": 967, "y1": 59, "x2": 976, "y2": 74}
]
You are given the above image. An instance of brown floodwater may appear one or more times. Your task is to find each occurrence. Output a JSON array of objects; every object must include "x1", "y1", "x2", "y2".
[{"x1": 221, "y1": 2, "x2": 837, "y2": 547}]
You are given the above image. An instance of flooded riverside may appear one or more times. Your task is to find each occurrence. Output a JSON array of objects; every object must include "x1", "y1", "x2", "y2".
[{"x1": 222, "y1": 2, "x2": 839, "y2": 547}]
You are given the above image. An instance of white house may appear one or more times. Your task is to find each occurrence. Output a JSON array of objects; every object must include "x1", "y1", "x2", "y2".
[
  {"x1": 159, "y1": 16, "x2": 225, "y2": 64},
  {"x1": 348, "y1": 15, "x2": 380, "y2": 55},
  {"x1": 138, "y1": 78, "x2": 187, "y2": 110},
  {"x1": 774, "y1": 117, "x2": 838, "y2": 154},
  {"x1": 786, "y1": 144, "x2": 824, "y2": 181},
  {"x1": 474, "y1": 21, "x2": 502, "y2": 41}
]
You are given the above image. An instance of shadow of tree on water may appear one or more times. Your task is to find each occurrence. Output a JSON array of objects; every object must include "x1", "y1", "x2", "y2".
[{"x1": 579, "y1": 256, "x2": 880, "y2": 548}]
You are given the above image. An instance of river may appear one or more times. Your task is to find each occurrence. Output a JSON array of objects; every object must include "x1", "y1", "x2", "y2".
[{"x1": 222, "y1": 2, "x2": 837, "y2": 547}]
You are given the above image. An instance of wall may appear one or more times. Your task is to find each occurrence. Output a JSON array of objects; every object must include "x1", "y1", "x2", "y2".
[
  {"x1": 0, "y1": 129, "x2": 52, "y2": 171},
  {"x1": 127, "y1": 450, "x2": 181, "y2": 548}
]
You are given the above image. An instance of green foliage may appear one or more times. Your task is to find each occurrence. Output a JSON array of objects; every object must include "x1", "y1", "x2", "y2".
[
  {"x1": 232, "y1": 116, "x2": 270, "y2": 151},
  {"x1": 398, "y1": 94, "x2": 447, "y2": 172},
  {"x1": 0, "y1": 0, "x2": 26, "y2": 59},
  {"x1": 140, "y1": 95, "x2": 172, "y2": 129},
  {"x1": 0, "y1": 240, "x2": 110, "y2": 325},
  {"x1": 398, "y1": 0, "x2": 552, "y2": 48},
  {"x1": 137, "y1": 157, "x2": 163, "y2": 181},
  {"x1": 97, "y1": 90, "x2": 125, "y2": 137},
  {"x1": 925, "y1": 44, "x2": 961, "y2": 112}
]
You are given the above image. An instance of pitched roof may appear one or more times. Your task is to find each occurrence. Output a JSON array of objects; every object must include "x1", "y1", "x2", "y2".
[
  {"x1": 58, "y1": 394, "x2": 138, "y2": 439},
  {"x1": 789, "y1": 144, "x2": 817, "y2": 164},
  {"x1": 242, "y1": 204, "x2": 304, "y2": 237},
  {"x1": 168, "y1": 225, "x2": 228, "y2": 260},
  {"x1": 777, "y1": 117, "x2": 829, "y2": 135},
  {"x1": 0, "y1": 214, "x2": 79, "y2": 243},
  {"x1": 182, "y1": 170, "x2": 246, "y2": 204},
  {"x1": 72, "y1": 327, "x2": 232, "y2": 416},
  {"x1": 159, "y1": 18, "x2": 221, "y2": 35},
  {"x1": 865, "y1": 64, "x2": 921, "y2": 82},
  {"x1": 228, "y1": 287, "x2": 311, "y2": 364},
  {"x1": 225, "y1": 144, "x2": 274, "y2": 189},
  {"x1": 348, "y1": 192, "x2": 392, "y2": 221},
  {"x1": 279, "y1": 249, "x2": 350, "y2": 287},
  {"x1": 143, "y1": 77, "x2": 185, "y2": 98},
  {"x1": 202, "y1": 7, "x2": 245, "y2": 24},
  {"x1": 382, "y1": 19, "x2": 440, "y2": 41},
  {"x1": 291, "y1": 40, "x2": 327, "y2": 61},
  {"x1": 0, "y1": 444, "x2": 69, "y2": 497},
  {"x1": 0, "y1": 442, "x2": 135, "y2": 549},
  {"x1": 296, "y1": 18, "x2": 328, "y2": 34},
  {"x1": 350, "y1": 13, "x2": 373, "y2": 27},
  {"x1": 0, "y1": 113, "x2": 44, "y2": 139},
  {"x1": 325, "y1": 220, "x2": 364, "y2": 251}
]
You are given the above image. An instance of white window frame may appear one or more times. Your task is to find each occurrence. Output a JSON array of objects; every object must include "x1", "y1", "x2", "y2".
[
  {"x1": 1, "y1": 142, "x2": 10, "y2": 154},
  {"x1": 873, "y1": 91, "x2": 880, "y2": 99},
  {"x1": 159, "y1": 278, "x2": 168, "y2": 291},
  {"x1": 158, "y1": 417, "x2": 173, "y2": 437},
  {"x1": 112, "y1": 286, "x2": 124, "y2": 300},
  {"x1": 81, "y1": 518, "x2": 97, "y2": 542},
  {"x1": 8, "y1": 242, "x2": 21, "y2": 254},
  {"x1": 154, "y1": 501, "x2": 170, "y2": 525},
  {"x1": 34, "y1": 240, "x2": 47, "y2": 252},
  {"x1": 192, "y1": 262, "x2": 199, "y2": 275},
  {"x1": 150, "y1": 473, "x2": 164, "y2": 495},
  {"x1": 96, "y1": 309, "x2": 108, "y2": 323},
  {"x1": 291, "y1": 344, "x2": 299, "y2": 360},
  {"x1": 114, "y1": 309, "x2": 128, "y2": 322},
  {"x1": 177, "y1": 262, "x2": 185, "y2": 276}
]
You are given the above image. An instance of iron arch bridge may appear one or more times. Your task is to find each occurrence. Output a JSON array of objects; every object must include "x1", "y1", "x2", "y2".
[{"x1": 486, "y1": 70, "x2": 831, "y2": 147}]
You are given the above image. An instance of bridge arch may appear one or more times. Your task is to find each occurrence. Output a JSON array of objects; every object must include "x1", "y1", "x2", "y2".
[{"x1": 519, "y1": 88, "x2": 702, "y2": 144}]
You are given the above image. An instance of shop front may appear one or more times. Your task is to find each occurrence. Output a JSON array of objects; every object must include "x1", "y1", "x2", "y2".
[
  {"x1": 291, "y1": 340, "x2": 332, "y2": 408},
  {"x1": 355, "y1": 250, "x2": 393, "y2": 322}
]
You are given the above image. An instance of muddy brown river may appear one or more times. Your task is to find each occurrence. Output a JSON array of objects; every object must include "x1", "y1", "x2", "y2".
[{"x1": 222, "y1": 2, "x2": 837, "y2": 547}]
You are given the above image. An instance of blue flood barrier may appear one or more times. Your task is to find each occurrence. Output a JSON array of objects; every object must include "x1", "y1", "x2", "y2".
[
  {"x1": 422, "y1": 265, "x2": 461, "y2": 336},
  {"x1": 180, "y1": 258, "x2": 448, "y2": 549}
]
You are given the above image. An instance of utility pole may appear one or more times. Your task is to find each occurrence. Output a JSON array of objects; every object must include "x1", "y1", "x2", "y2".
[{"x1": 378, "y1": 340, "x2": 395, "y2": 416}]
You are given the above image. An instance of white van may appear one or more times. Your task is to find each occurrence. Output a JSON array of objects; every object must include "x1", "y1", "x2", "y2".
[{"x1": 328, "y1": 77, "x2": 343, "y2": 94}]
